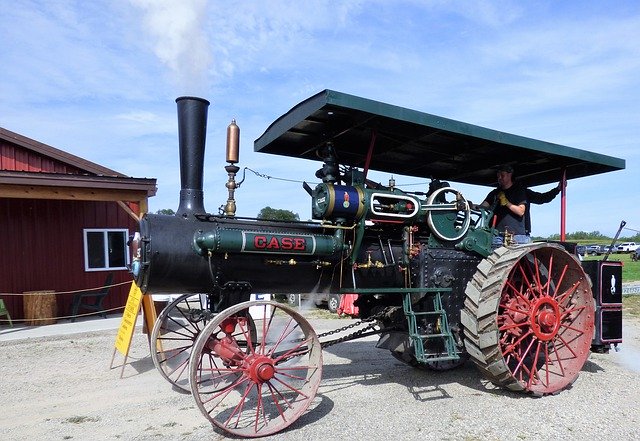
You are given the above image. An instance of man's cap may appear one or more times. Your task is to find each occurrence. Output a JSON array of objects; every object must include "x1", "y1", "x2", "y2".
[{"x1": 497, "y1": 164, "x2": 514, "y2": 173}]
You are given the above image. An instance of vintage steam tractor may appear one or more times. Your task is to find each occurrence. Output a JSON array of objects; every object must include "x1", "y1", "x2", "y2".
[{"x1": 131, "y1": 91, "x2": 625, "y2": 437}]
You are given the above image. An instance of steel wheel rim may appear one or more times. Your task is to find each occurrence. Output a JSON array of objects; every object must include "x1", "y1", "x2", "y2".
[
  {"x1": 151, "y1": 294, "x2": 211, "y2": 392},
  {"x1": 497, "y1": 247, "x2": 594, "y2": 394},
  {"x1": 189, "y1": 300, "x2": 322, "y2": 437}
]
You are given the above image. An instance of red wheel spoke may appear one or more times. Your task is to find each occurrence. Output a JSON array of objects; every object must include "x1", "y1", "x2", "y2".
[
  {"x1": 544, "y1": 253, "x2": 554, "y2": 297},
  {"x1": 515, "y1": 262, "x2": 540, "y2": 301},
  {"x1": 236, "y1": 317, "x2": 257, "y2": 355},
  {"x1": 501, "y1": 330, "x2": 533, "y2": 357},
  {"x1": 169, "y1": 299, "x2": 208, "y2": 333},
  {"x1": 268, "y1": 377, "x2": 299, "y2": 410},
  {"x1": 554, "y1": 333, "x2": 579, "y2": 359},
  {"x1": 265, "y1": 382, "x2": 289, "y2": 423},
  {"x1": 526, "y1": 341, "x2": 543, "y2": 389},
  {"x1": 511, "y1": 337, "x2": 536, "y2": 377},
  {"x1": 560, "y1": 305, "x2": 587, "y2": 318},
  {"x1": 224, "y1": 381, "x2": 253, "y2": 429},
  {"x1": 509, "y1": 347, "x2": 534, "y2": 379},
  {"x1": 504, "y1": 279, "x2": 532, "y2": 307},
  {"x1": 558, "y1": 322, "x2": 586, "y2": 335},
  {"x1": 151, "y1": 294, "x2": 217, "y2": 393},
  {"x1": 543, "y1": 343, "x2": 550, "y2": 386},
  {"x1": 267, "y1": 317, "x2": 301, "y2": 358},
  {"x1": 549, "y1": 342, "x2": 566, "y2": 377},
  {"x1": 498, "y1": 321, "x2": 528, "y2": 332},
  {"x1": 194, "y1": 352, "x2": 227, "y2": 386},
  {"x1": 272, "y1": 375, "x2": 311, "y2": 400},
  {"x1": 254, "y1": 384, "x2": 267, "y2": 433},
  {"x1": 531, "y1": 253, "x2": 545, "y2": 299},
  {"x1": 555, "y1": 282, "x2": 579, "y2": 307},
  {"x1": 196, "y1": 367, "x2": 241, "y2": 387},
  {"x1": 273, "y1": 338, "x2": 313, "y2": 363},
  {"x1": 550, "y1": 264, "x2": 569, "y2": 300},
  {"x1": 274, "y1": 369, "x2": 310, "y2": 382},
  {"x1": 202, "y1": 374, "x2": 250, "y2": 407},
  {"x1": 498, "y1": 302, "x2": 529, "y2": 316}
]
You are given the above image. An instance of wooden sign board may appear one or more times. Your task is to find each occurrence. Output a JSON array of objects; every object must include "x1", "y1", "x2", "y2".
[
  {"x1": 114, "y1": 282, "x2": 144, "y2": 355},
  {"x1": 111, "y1": 282, "x2": 158, "y2": 378}
]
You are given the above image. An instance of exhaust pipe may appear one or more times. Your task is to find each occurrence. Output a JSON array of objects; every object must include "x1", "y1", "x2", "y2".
[{"x1": 175, "y1": 96, "x2": 210, "y2": 217}]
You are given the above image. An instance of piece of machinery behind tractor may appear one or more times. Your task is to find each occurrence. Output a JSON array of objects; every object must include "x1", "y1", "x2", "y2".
[{"x1": 131, "y1": 91, "x2": 625, "y2": 437}]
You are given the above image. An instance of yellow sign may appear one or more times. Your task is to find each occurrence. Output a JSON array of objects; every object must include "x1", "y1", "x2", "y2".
[{"x1": 114, "y1": 282, "x2": 143, "y2": 355}]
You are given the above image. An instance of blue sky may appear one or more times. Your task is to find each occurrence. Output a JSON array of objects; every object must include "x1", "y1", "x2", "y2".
[{"x1": 1, "y1": 0, "x2": 638, "y2": 238}]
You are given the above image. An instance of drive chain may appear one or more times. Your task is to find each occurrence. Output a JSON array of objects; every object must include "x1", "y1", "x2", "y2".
[{"x1": 315, "y1": 309, "x2": 394, "y2": 349}]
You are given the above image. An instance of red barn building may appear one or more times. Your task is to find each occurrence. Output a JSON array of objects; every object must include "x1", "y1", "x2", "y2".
[{"x1": 0, "y1": 127, "x2": 157, "y2": 323}]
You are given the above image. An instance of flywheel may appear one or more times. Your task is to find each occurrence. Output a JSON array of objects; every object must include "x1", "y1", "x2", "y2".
[{"x1": 461, "y1": 243, "x2": 595, "y2": 395}]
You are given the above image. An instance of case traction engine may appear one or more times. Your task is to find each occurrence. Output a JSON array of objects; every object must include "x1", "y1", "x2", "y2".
[{"x1": 131, "y1": 92, "x2": 624, "y2": 437}]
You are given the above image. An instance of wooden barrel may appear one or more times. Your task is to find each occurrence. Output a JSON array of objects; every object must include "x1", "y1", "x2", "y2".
[{"x1": 23, "y1": 290, "x2": 57, "y2": 325}]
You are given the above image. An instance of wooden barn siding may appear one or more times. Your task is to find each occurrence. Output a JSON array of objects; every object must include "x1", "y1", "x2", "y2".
[
  {"x1": 1, "y1": 141, "x2": 82, "y2": 173},
  {"x1": 0, "y1": 198, "x2": 138, "y2": 322}
]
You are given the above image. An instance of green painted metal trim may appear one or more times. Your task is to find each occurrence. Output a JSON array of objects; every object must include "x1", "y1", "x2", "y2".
[{"x1": 254, "y1": 91, "x2": 329, "y2": 154}]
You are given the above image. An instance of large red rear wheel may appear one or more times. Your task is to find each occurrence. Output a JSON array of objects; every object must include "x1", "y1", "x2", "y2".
[
  {"x1": 462, "y1": 243, "x2": 595, "y2": 395},
  {"x1": 189, "y1": 300, "x2": 322, "y2": 437}
]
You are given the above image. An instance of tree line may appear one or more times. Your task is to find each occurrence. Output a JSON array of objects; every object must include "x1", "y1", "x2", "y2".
[
  {"x1": 533, "y1": 231, "x2": 640, "y2": 242},
  {"x1": 155, "y1": 206, "x2": 299, "y2": 221}
]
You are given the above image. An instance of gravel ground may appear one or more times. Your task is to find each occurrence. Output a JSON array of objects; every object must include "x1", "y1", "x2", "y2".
[{"x1": 1, "y1": 314, "x2": 639, "y2": 441}]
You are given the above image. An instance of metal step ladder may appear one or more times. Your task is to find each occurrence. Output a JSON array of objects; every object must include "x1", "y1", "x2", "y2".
[
  {"x1": 402, "y1": 288, "x2": 460, "y2": 363},
  {"x1": 342, "y1": 287, "x2": 460, "y2": 363}
]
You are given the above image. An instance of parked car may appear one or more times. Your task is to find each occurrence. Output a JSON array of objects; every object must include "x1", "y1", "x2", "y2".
[
  {"x1": 585, "y1": 245, "x2": 600, "y2": 255},
  {"x1": 598, "y1": 245, "x2": 614, "y2": 255},
  {"x1": 575, "y1": 244, "x2": 603, "y2": 256},
  {"x1": 288, "y1": 293, "x2": 342, "y2": 313},
  {"x1": 617, "y1": 242, "x2": 639, "y2": 253}
]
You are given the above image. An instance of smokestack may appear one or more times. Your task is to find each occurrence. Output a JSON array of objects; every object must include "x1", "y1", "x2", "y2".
[{"x1": 175, "y1": 96, "x2": 210, "y2": 216}]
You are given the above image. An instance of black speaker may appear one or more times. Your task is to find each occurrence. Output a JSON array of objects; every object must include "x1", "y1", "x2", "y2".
[
  {"x1": 598, "y1": 308, "x2": 623, "y2": 343},
  {"x1": 582, "y1": 260, "x2": 623, "y2": 348},
  {"x1": 582, "y1": 260, "x2": 623, "y2": 305}
]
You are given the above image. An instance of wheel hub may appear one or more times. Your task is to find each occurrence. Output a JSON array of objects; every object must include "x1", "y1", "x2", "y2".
[
  {"x1": 530, "y1": 297, "x2": 561, "y2": 341},
  {"x1": 246, "y1": 355, "x2": 276, "y2": 383}
]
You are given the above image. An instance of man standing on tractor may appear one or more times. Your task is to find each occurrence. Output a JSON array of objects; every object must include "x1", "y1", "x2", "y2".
[{"x1": 480, "y1": 164, "x2": 529, "y2": 245}]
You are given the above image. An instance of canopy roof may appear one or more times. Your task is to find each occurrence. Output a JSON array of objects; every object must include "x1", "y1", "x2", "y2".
[{"x1": 254, "y1": 89, "x2": 625, "y2": 187}]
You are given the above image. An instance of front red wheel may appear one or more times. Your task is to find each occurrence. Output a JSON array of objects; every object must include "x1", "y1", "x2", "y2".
[
  {"x1": 462, "y1": 244, "x2": 595, "y2": 395},
  {"x1": 189, "y1": 300, "x2": 322, "y2": 437}
]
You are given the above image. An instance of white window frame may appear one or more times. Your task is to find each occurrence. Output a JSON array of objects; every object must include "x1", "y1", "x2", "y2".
[{"x1": 83, "y1": 228, "x2": 130, "y2": 272}]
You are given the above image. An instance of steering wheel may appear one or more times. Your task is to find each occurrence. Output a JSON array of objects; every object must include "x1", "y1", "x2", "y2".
[{"x1": 426, "y1": 187, "x2": 471, "y2": 242}]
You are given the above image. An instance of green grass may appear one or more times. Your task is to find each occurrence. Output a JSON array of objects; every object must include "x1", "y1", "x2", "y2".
[
  {"x1": 623, "y1": 295, "x2": 640, "y2": 317},
  {"x1": 561, "y1": 250, "x2": 640, "y2": 318},
  {"x1": 582, "y1": 252, "x2": 640, "y2": 282}
]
